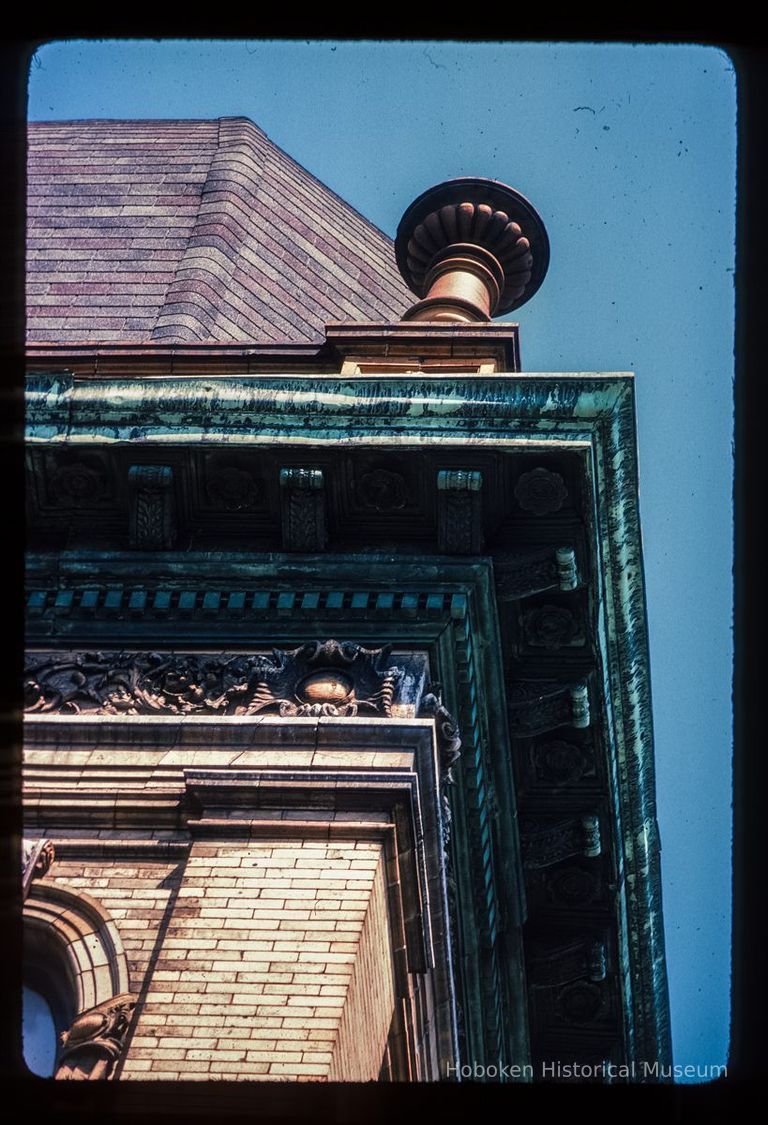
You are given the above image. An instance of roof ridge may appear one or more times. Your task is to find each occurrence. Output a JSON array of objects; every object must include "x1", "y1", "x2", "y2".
[{"x1": 151, "y1": 120, "x2": 267, "y2": 342}]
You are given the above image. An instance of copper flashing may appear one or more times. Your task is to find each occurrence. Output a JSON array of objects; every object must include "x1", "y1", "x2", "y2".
[{"x1": 26, "y1": 322, "x2": 522, "y2": 376}]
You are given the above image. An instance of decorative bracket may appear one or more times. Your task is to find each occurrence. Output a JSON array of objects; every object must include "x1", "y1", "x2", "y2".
[
  {"x1": 570, "y1": 684, "x2": 590, "y2": 728},
  {"x1": 494, "y1": 545, "x2": 578, "y2": 600},
  {"x1": 22, "y1": 837, "x2": 55, "y2": 900},
  {"x1": 555, "y1": 547, "x2": 578, "y2": 591},
  {"x1": 528, "y1": 936, "x2": 608, "y2": 988},
  {"x1": 437, "y1": 470, "x2": 483, "y2": 554},
  {"x1": 128, "y1": 465, "x2": 176, "y2": 550},
  {"x1": 279, "y1": 467, "x2": 327, "y2": 552},
  {"x1": 520, "y1": 814, "x2": 602, "y2": 869},
  {"x1": 508, "y1": 680, "x2": 592, "y2": 736},
  {"x1": 56, "y1": 993, "x2": 136, "y2": 1080}
]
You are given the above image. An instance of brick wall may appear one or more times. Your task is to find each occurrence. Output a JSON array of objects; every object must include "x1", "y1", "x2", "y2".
[
  {"x1": 25, "y1": 717, "x2": 452, "y2": 1080},
  {"x1": 118, "y1": 836, "x2": 395, "y2": 1081},
  {"x1": 328, "y1": 848, "x2": 394, "y2": 1080},
  {"x1": 46, "y1": 853, "x2": 184, "y2": 1000}
]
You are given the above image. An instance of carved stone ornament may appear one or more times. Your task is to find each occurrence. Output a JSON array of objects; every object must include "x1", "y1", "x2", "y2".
[
  {"x1": 356, "y1": 469, "x2": 407, "y2": 512},
  {"x1": 555, "y1": 981, "x2": 604, "y2": 1025},
  {"x1": 56, "y1": 993, "x2": 136, "y2": 1080},
  {"x1": 205, "y1": 465, "x2": 261, "y2": 511},
  {"x1": 22, "y1": 837, "x2": 55, "y2": 899},
  {"x1": 520, "y1": 814, "x2": 602, "y2": 869},
  {"x1": 128, "y1": 465, "x2": 176, "y2": 550},
  {"x1": 280, "y1": 467, "x2": 327, "y2": 552},
  {"x1": 523, "y1": 604, "x2": 579, "y2": 650},
  {"x1": 436, "y1": 470, "x2": 483, "y2": 554},
  {"x1": 514, "y1": 467, "x2": 568, "y2": 516},
  {"x1": 48, "y1": 455, "x2": 109, "y2": 508},
  {"x1": 531, "y1": 739, "x2": 595, "y2": 786},
  {"x1": 26, "y1": 642, "x2": 404, "y2": 718},
  {"x1": 420, "y1": 684, "x2": 462, "y2": 774}
]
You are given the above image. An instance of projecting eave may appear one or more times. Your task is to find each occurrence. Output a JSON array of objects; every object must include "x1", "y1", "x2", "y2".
[
  {"x1": 24, "y1": 368, "x2": 670, "y2": 1067},
  {"x1": 26, "y1": 370, "x2": 634, "y2": 445}
]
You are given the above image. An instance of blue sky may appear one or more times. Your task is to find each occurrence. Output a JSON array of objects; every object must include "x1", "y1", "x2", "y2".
[{"x1": 27, "y1": 39, "x2": 736, "y2": 1079}]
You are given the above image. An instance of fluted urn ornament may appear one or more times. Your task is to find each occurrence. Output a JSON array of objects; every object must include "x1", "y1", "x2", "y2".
[{"x1": 395, "y1": 177, "x2": 549, "y2": 323}]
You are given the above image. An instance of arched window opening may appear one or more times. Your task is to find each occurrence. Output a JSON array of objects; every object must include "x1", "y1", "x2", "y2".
[
  {"x1": 23, "y1": 909, "x2": 78, "y2": 1078},
  {"x1": 22, "y1": 986, "x2": 59, "y2": 1077},
  {"x1": 23, "y1": 882, "x2": 135, "y2": 1080}
]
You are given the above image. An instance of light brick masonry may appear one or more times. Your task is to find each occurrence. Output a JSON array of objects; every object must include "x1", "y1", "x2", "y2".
[
  {"x1": 119, "y1": 838, "x2": 394, "y2": 1081},
  {"x1": 25, "y1": 716, "x2": 454, "y2": 1080}
]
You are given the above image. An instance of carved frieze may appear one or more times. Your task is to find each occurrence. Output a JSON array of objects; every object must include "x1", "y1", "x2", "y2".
[
  {"x1": 280, "y1": 467, "x2": 327, "y2": 551},
  {"x1": 514, "y1": 467, "x2": 568, "y2": 515},
  {"x1": 25, "y1": 642, "x2": 409, "y2": 718},
  {"x1": 56, "y1": 994, "x2": 136, "y2": 1080},
  {"x1": 128, "y1": 465, "x2": 176, "y2": 550}
]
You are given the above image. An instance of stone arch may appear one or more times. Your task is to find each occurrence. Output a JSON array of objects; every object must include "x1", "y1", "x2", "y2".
[
  {"x1": 24, "y1": 882, "x2": 130, "y2": 1014},
  {"x1": 24, "y1": 882, "x2": 134, "y2": 1079}
]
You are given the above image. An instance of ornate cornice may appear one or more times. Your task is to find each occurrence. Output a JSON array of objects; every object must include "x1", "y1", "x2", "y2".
[
  {"x1": 25, "y1": 372, "x2": 630, "y2": 444},
  {"x1": 23, "y1": 370, "x2": 669, "y2": 1070}
]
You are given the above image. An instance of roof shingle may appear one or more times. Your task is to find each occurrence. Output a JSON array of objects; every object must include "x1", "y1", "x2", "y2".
[{"x1": 27, "y1": 117, "x2": 412, "y2": 344}]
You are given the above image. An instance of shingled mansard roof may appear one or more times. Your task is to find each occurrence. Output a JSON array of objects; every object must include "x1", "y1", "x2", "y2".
[{"x1": 27, "y1": 117, "x2": 412, "y2": 344}]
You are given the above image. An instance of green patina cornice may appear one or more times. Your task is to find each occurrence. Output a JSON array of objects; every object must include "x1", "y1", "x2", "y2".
[
  {"x1": 27, "y1": 372, "x2": 626, "y2": 444},
  {"x1": 25, "y1": 369, "x2": 671, "y2": 1071}
]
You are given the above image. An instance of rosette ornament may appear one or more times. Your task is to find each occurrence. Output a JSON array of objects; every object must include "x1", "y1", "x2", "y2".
[{"x1": 395, "y1": 177, "x2": 549, "y2": 323}]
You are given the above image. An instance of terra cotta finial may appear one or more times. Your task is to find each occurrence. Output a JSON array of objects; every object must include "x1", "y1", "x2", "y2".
[{"x1": 395, "y1": 177, "x2": 549, "y2": 323}]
